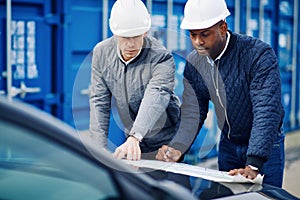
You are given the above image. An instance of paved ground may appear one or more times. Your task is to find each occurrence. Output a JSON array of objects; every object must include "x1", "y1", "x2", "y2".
[{"x1": 283, "y1": 130, "x2": 300, "y2": 198}]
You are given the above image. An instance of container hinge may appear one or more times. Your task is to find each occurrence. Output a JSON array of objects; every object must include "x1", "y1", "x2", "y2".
[
  {"x1": 44, "y1": 14, "x2": 60, "y2": 25},
  {"x1": 11, "y1": 81, "x2": 41, "y2": 98}
]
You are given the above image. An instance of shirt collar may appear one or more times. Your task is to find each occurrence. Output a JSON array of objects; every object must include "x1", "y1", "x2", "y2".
[
  {"x1": 215, "y1": 31, "x2": 230, "y2": 61},
  {"x1": 117, "y1": 44, "x2": 142, "y2": 65}
]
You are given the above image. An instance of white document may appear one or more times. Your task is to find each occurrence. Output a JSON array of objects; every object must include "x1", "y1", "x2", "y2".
[{"x1": 122, "y1": 159, "x2": 263, "y2": 184}]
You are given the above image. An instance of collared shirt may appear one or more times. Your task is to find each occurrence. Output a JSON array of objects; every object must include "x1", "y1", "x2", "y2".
[{"x1": 117, "y1": 44, "x2": 142, "y2": 65}]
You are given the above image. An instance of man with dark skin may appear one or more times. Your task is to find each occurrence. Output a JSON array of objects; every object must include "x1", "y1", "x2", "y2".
[{"x1": 156, "y1": 0, "x2": 285, "y2": 188}]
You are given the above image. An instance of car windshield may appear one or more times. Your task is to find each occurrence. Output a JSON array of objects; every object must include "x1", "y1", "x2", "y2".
[{"x1": 0, "y1": 119, "x2": 119, "y2": 200}]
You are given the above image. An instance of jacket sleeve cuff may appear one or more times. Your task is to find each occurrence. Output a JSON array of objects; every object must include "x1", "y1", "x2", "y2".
[
  {"x1": 129, "y1": 125, "x2": 147, "y2": 139},
  {"x1": 128, "y1": 132, "x2": 143, "y2": 142},
  {"x1": 246, "y1": 156, "x2": 266, "y2": 171}
]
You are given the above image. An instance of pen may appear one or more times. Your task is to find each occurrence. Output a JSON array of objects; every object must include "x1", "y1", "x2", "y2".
[{"x1": 164, "y1": 148, "x2": 171, "y2": 159}]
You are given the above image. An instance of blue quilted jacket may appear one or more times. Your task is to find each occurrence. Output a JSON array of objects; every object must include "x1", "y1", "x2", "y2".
[{"x1": 171, "y1": 31, "x2": 284, "y2": 169}]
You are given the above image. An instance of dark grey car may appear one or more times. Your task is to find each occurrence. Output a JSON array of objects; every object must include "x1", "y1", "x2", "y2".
[
  {"x1": 0, "y1": 96, "x2": 299, "y2": 200},
  {"x1": 0, "y1": 96, "x2": 196, "y2": 200}
]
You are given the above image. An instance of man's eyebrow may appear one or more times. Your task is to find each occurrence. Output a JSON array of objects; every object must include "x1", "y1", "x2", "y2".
[{"x1": 189, "y1": 30, "x2": 211, "y2": 34}]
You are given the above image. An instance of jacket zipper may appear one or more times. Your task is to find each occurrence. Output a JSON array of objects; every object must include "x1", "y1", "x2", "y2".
[{"x1": 210, "y1": 58, "x2": 231, "y2": 139}]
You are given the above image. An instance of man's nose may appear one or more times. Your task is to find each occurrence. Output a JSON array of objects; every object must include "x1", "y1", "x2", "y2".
[
  {"x1": 194, "y1": 35, "x2": 204, "y2": 45},
  {"x1": 127, "y1": 37, "x2": 135, "y2": 46}
]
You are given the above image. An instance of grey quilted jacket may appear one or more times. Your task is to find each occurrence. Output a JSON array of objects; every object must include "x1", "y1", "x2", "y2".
[
  {"x1": 171, "y1": 31, "x2": 284, "y2": 169},
  {"x1": 89, "y1": 35, "x2": 180, "y2": 153}
]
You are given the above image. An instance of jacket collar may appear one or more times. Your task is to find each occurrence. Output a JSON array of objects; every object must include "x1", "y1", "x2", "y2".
[{"x1": 222, "y1": 30, "x2": 237, "y2": 59}]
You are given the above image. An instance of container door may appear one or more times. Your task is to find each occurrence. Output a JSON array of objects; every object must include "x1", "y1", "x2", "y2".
[
  {"x1": 278, "y1": 0, "x2": 299, "y2": 131},
  {"x1": 69, "y1": 0, "x2": 126, "y2": 151},
  {"x1": 62, "y1": 0, "x2": 104, "y2": 129},
  {"x1": 0, "y1": 0, "x2": 56, "y2": 113}
]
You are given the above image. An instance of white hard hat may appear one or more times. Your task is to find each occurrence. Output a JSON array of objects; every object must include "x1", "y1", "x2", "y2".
[
  {"x1": 180, "y1": 0, "x2": 230, "y2": 30},
  {"x1": 109, "y1": 0, "x2": 151, "y2": 37}
]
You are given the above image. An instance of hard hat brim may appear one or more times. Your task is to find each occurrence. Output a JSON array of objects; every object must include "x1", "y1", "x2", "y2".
[
  {"x1": 111, "y1": 26, "x2": 150, "y2": 37},
  {"x1": 180, "y1": 11, "x2": 230, "y2": 30}
]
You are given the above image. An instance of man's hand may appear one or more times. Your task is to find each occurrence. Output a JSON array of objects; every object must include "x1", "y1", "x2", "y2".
[
  {"x1": 113, "y1": 136, "x2": 141, "y2": 160},
  {"x1": 155, "y1": 145, "x2": 182, "y2": 162},
  {"x1": 228, "y1": 165, "x2": 259, "y2": 180}
]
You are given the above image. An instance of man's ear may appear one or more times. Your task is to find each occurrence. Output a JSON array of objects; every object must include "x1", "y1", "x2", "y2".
[{"x1": 220, "y1": 21, "x2": 228, "y2": 36}]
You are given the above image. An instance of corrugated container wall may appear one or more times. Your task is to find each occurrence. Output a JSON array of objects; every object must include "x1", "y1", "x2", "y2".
[
  {"x1": 0, "y1": 0, "x2": 55, "y2": 112},
  {"x1": 1, "y1": 0, "x2": 299, "y2": 163}
]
